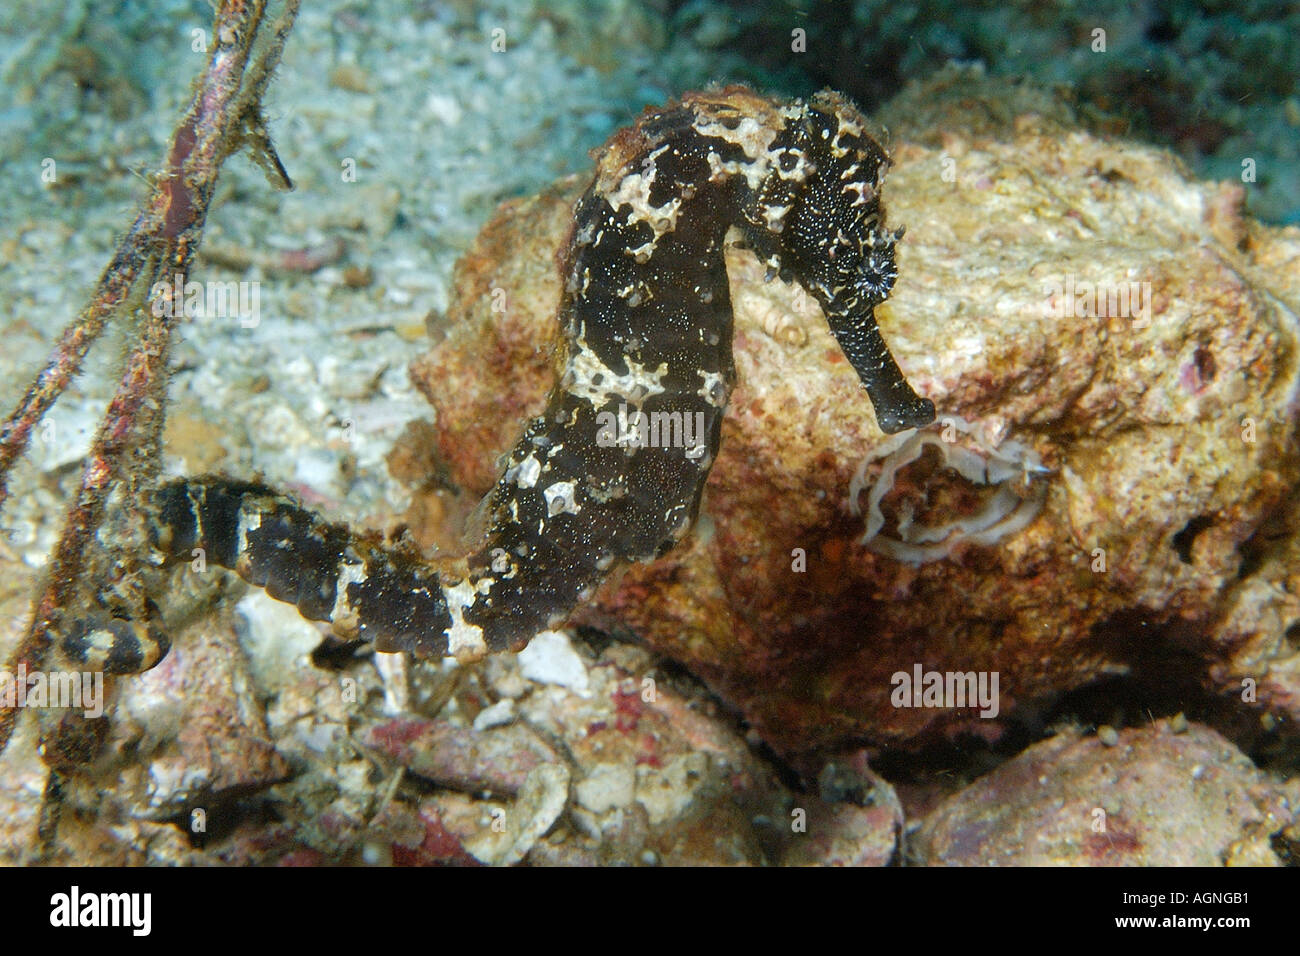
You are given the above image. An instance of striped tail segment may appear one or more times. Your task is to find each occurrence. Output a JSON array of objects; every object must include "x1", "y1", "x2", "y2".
[
  {"x1": 143, "y1": 477, "x2": 487, "y2": 660},
  {"x1": 58, "y1": 605, "x2": 170, "y2": 675}
]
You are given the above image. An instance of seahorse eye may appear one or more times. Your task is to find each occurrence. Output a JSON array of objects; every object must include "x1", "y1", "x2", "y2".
[{"x1": 855, "y1": 252, "x2": 897, "y2": 302}]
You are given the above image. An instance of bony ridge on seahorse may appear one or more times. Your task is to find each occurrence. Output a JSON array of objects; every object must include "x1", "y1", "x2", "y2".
[{"x1": 65, "y1": 85, "x2": 935, "y2": 674}]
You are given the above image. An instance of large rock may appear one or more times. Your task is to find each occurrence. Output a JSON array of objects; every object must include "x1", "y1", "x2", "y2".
[
  {"x1": 911, "y1": 720, "x2": 1296, "y2": 866},
  {"x1": 409, "y1": 76, "x2": 1300, "y2": 758}
]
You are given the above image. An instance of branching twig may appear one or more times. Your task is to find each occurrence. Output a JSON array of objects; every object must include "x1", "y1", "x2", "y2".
[{"x1": 0, "y1": 0, "x2": 299, "y2": 757}]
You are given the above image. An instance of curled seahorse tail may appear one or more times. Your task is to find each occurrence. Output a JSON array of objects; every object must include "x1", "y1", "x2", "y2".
[{"x1": 58, "y1": 602, "x2": 170, "y2": 675}]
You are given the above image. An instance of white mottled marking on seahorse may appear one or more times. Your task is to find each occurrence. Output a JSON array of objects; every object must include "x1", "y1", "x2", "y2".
[
  {"x1": 543, "y1": 480, "x2": 581, "y2": 517},
  {"x1": 441, "y1": 578, "x2": 489, "y2": 660},
  {"x1": 563, "y1": 329, "x2": 668, "y2": 407},
  {"x1": 330, "y1": 560, "x2": 369, "y2": 636},
  {"x1": 762, "y1": 203, "x2": 791, "y2": 232},
  {"x1": 233, "y1": 503, "x2": 262, "y2": 572},
  {"x1": 703, "y1": 148, "x2": 768, "y2": 192},
  {"x1": 693, "y1": 112, "x2": 779, "y2": 169},
  {"x1": 697, "y1": 369, "x2": 728, "y2": 408},
  {"x1": 80, "y1": 629, "x2": 116, "y2": 670},
  {"x1": 508, "y1": 453, "x2": 541, "y2": 489},
  {"x1": 604, "y1": 143, "x2": 683, "y2": 243},
  {"x1": 830, "y1": 114, "x2": 867, "y2": 158}
]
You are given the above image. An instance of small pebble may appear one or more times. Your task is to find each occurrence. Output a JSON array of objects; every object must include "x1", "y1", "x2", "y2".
[
  {"x1": 329, "y1": 63, "x2": 372, "y2": 93},
  {"x1": 342, "y1": 265, "x2": 373, "y2": 288},
  {"x1": 1097, "y1": 725, "x2": 1120, "y2": 747},
  {"x1": 517, "y1": 629, "x2": 591, "y2": 696},
  {"x1": 472, "y1": 698, "x2": 516, "y2": 731}
]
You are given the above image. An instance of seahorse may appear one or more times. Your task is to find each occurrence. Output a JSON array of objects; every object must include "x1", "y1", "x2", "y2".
[{"x1": 82, "y1": 86, "x2": 934, "y2": 670}]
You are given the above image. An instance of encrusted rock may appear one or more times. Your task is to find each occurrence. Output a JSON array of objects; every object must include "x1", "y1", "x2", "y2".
[
  {"x1": 409, "y1": 78, "x2": 1300, "y2": 757},
  {"x1": 911, "y1": 720, "x2": 1296, "y2": 866},
  {"x1": 782, "y1": 753, "x2": 904, "y2": 867},
  {"x1": 98, "y1": 608, "x2": 292, "y2": 820},
  {"x1": 362, "y1": 715, "x2": 557, "y2": 796}
]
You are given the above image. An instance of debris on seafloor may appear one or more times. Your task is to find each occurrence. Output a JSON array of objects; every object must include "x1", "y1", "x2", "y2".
[{"x1": 0, "y1": 597, "x2": 905, "y2": 865}]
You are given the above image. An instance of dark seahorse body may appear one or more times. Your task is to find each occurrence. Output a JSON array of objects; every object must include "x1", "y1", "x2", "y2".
[{"x1": 134, "y1": 87, "x2": 934, "y2": 666}]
